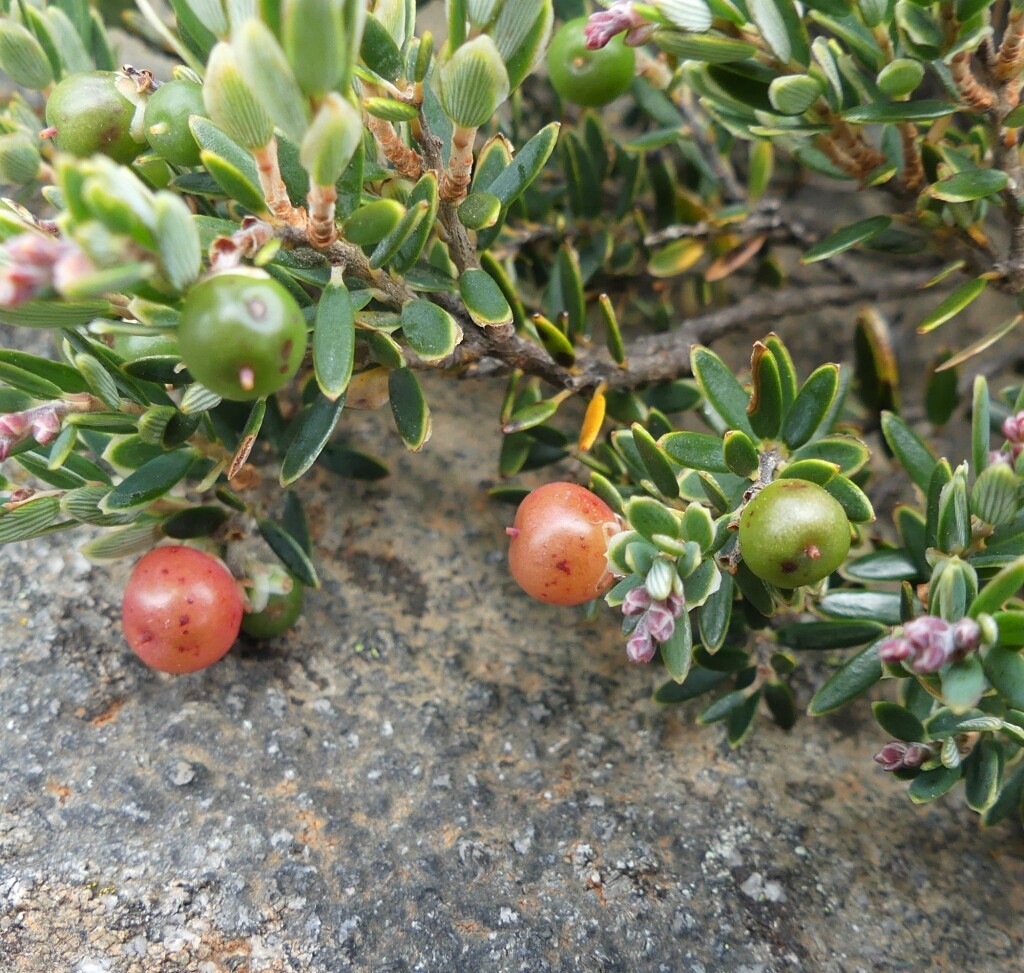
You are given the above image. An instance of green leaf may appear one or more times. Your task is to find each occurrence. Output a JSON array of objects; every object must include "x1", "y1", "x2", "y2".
[
  {"x1": 698, "y1": 570, "x2": 733, "y2": 652},
  {"x1": 392, "y1": 172, "x2": 439, "y2": 274},
  {"x1": 843, "y1": 549, "x2": 920, "y2": 581},
  {"x1": 877, "y1": 58, "x2": 925, "y2": 98},
  {"x1": 807, "y1": 640, "x2": 884, "y2": 715},
  {"x1": 941, "y1": 655, "x2": 987, "y2": 714},
  {"x1": 258, "y1": 517, "x2": 320, "y2": 588},
  {"x1": 234, "y1": 17, "x2": 310, "y2": 143},
  {"x1": 824, "y1": 474, "x2": 874, "y2": 524},
  {"x1": 627, "y1": 495, "x2": 680, "y2": 541},
  {"x1": 0, "y1": 361, "x2": 63, "y2": 400},
  {"x1": 964, "y1": 738, "x2": 1002, "y2": 813},
  {"x1": 632, "y1": 423, "x2": 680, "y2": 498},
  {"x1": 369, "y1": 200, "x2": 429, "y2": 269},
  {"x1": 698, "y1": 688, "x2": 752, "y2": 725},
  {"x1": 727, "y1": 689, "x2": 762, "y2": 746},
  {"x1": 778, "y1": 458, "x2": 839, "y2": 485},
  {"x1": 747, "y1": 0, "x2": 809, "y2": 65},
  {"x1": 768, "y1": 73, "x2": 823, "y2": 114},
  {"x1": 873, "y1": 701, "x2": 926, "y2": 741},
  {"x1": 201, "y1": 151, "x2": 267, "y2": 214},
  {"x1": 0, "y1": 496, "x2": 64, "y2": 544},
  {"x1": 801, "y1": 216, "x2": 891, "y2": 263},
  {"x1": 313, "y1": 274, "x2": 356, "y2": 401},
  {"x1": 318, "y1": 443, "x2": 389, "y2": 480},
  {"x1": 747, "y1": 342, "x2": 783, "y2": 440},
  {"x1": 983, "y1": 645, "x2": 1024, "y2": 709},
  {"x1": 459, "y1": 191, "x2": 502, "y2": 230},
  {"x1": 969, "y1": 556, "x2": 1024, "y2": 618},
  {"x1": 459, "y1": 268, "x2": 514, "y2": 328},
  {"x1": 436, "y1": 35, "x2": 510, "y2": 129},
  {"x1": 764, "y1": 680, "x2": 797, "y2": 730},
  {"x1": 659, "y1": 431, "x2": 729, "y2": 473},
  {"x1": 80, "y1": 520, "x2": 163, "y2": 563},
  {"x1": 280, "y1": 392, "x2": 346, "y2": 486},
  {"x1": 777, "y1": 620, "x2": 886, "y2": 650},
  {"x1": 153, "y1": 192, "x2": 201, "y2": 291},
  {"x1": 931, "y1": 169, "x2": 1009, "y2": 203},
  {"x1": 661, "y1": 610, "x2": 694, "y2": 683},
  {"x1": 781, "y1": 363, "x2": 840, "y2": 449},
  {"x1": 343, "y1": 199, "x2": 405, "y2": 246},
  {"x1": 842, "y1": 100, "x2": 956, "y2": 123},
  {"x1": 101, "y1": 449, "x2": 196, "y2": 513},
  {"x1": 401, "y1": 300, "x2": 461, "y2": 362},
  {"x1": 981, "y1": 761, "x2": 1024, "y2": 827},
  {"x1": 162, "y1": 505, "x2": 230, "y2": 539},
  {"x1": 484, "y1": 121, "x2": 560, "y2": 208},
  {"x1": 972, "y1": 461, "x2": 1018, "y2": 528},
  {"x1": 654, "y1": 29, "x2": 757, "y2": 64},
  {"x1": 917, "y1": 279, "x2": 988, "y2": 334},
  {"x1": 0, "y1": 351, "x2": 88, "y2": 394},
  {"x1": 654, "y1": 666, "x2": 730, "y2": 703},
  {"x1": 880, "y1": 412, "x2": 936, "y2": 493},
  {"x1": 690, "y1": 345, "x2": 755, "y2": 437},
  {"x1": 389, "y1": 367, "x2": 431, "y2": 452},
  {"x1": 723, "y1": 430, "x2": 759, "y2": 478},
  {"x1": 908, "y1": 765, "x2": 961, "y2": 805},
  {"x1": 818, "y1": 591, "x2": 902, "y2": 624},
  {"x1": 0, "y1": 299, "x2": 111, "y2": 329}
]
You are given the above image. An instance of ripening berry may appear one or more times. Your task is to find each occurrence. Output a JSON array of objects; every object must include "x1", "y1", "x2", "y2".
[{"x1": 508, "y1": 482, "x2": 619, "y2": 606}]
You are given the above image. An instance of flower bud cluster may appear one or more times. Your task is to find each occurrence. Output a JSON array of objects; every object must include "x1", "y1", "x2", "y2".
[
  {"x1": 878, "y1": 615, "x2": 982, "y2": 673},
  {"x1": 873, "y1": 741, "x2": 934, "y2": 772},
  {"x1": 584, "y1": 2, "x2": 653, "y2": 49},
  {"x1": 0, "y1": 232, "x2": 94, "y2": 308},
  {"x1": 993, "y1": 409, "x2": 1024, "y2": 465},
  {"x1": 0, "y1": 401, "x2": 67, "y2": 461},
  {"x1": 622, "y1": 585, "x2": 686, "y2": 664}
]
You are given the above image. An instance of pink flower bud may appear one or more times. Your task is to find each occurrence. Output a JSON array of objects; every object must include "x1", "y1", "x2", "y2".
[
  {"x1": 645, "y1": 601, "x2": 676, "y2": 644},
  {"x1": 30, "y1": 408, "x2": 60, "y2": 444},
  {"x1": 584, "y1": 2, "x2": 647, "y2": 50},
  {"x1": 622, "y1": 586, "x2": 652, "y2": 616},
  {"x1": 626, "y1": 616, "x2": 656, "y2": 664},
  {"x1": 951, "y1": 617, "x2": 982, "y2": 656},
  {"x1": 903, "y1": 616, "x2": 957, "y2": 671},
  {"x1": 52, "y1": 247, "x2": 96, "y2": 296},
  {"x1": 0, "y1": 412, "x2": 28, "y2": 438},
  {"x1": 1002, "y1": 413, "x2": 1024, "y2": 443},
  {"x1": 666, "y1": 592, "x2": 686, "y2": 618},
  {"x1": 878, "y1": 637, "x2": 912, "y2": 664},
  {"x1": 874, "y1": 741, "x2": 930, "y2": 772}
]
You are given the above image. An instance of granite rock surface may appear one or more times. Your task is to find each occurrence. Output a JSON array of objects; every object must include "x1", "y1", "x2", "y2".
[{"x1": 1, "y1": 371, "x2": 1022, "y2": 973}]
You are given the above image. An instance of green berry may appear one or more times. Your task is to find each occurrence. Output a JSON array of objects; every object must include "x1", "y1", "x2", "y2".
[
  {"x1": 241, "y1": 577, "x2": 304, "y2": 639},
  {"x1": 547, "y1": 18, "x2": 636, "y2": 108},
  {"x1": 176, "y1": 272, "x2": 307, "y2": 401},
  {"x1": 45, "y1": 71, "x2": 144, "y2": 164},
  {"x1": 738, "y1": 478, "x2": 851, "y2": 588},
  {"x1": 144, "y1": 79, "x2": 205, "y2": 167}
]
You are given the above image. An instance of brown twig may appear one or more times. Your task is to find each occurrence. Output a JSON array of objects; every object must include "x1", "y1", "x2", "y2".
[
  {"x1": 996, "y1": 6, "x2": 1024, "y2": 80},
  {"x1": 950, "y1": 51, "x2": 997, "y2": 112},
  {"x1": 251, "y1": 139, "x2": 306, "y2": 227},
  {"x1": 307, "y1": 183, "x2": 338, "y2": 249},
  {"x1": 426, "y1": 267, "x2": 943, "y2": 393},
  {"x1": 439, "y1": 125, "x2": 476, "y2": 202},
  {"x1": 366, "y1": 113, "x2": 424, "y2": 179}
]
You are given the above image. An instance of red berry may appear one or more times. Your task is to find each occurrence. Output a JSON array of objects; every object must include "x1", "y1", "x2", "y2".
[
  {"x1": 121, "y1": 545, "x2": 243, "y2": 673},
  {"x1": 508, "y1": 482, "x2": 618, "y2": 606}
]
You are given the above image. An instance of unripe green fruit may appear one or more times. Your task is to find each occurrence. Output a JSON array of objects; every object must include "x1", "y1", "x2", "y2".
[
  {"x1": 176, "y1": 272, "x2": 307, "y2": 401},
  {"x1": 547, "y1": 17, "x2": 636, "y2": 108},
  {"x1": 144, "y1": 80, "x2": 205, "y2": 167},
  {"x1": 738, "y1": 478, "x2": 851, "y2": 588},
  {"x1": 241, "y1": 577, "x2": 304, "y2": 638},
  {"x1": 45, "y1": 71, "x2": 144, "y2": 164}
]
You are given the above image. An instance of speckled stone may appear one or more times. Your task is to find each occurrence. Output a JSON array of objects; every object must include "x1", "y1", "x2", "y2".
[{"x1": 1, "y1": 368, "x2": 1022, "y2": 973}]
